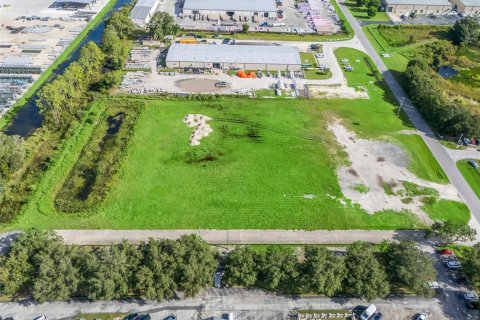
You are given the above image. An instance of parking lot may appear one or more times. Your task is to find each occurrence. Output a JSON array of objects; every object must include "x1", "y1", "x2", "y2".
[{"x1": 157, "y1": 0, "x2": 341, "y2": 34}]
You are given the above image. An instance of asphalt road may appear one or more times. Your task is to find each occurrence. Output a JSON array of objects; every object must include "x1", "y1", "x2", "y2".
[
  {"x1": 0, "y1": 292, "x2": 451, "y2": 320},
  {"x1": 336, "y1": 0, "x2": 480, "y2": 231}
]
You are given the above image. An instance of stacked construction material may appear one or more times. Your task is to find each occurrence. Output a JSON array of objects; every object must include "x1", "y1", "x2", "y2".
[{"x1": 183, "y1": 114, "x2": 213, "y2": 146}]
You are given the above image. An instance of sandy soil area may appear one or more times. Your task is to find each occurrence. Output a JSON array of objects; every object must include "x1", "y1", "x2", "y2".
[
  {"x1": 175, "y1": 79, "x2": 225, "y2": 93},
  {"x1": 329, "y1": 122, "x2": 461, "y2": 223},
  {"x1": 183, "y1": 114, "x2": 213, "y2": 146},
  {"x1": 307, "y1": 83, "x2": 369, "y2": 99}
]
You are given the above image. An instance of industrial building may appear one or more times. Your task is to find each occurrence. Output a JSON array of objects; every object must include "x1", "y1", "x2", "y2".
[
  {"x1": 54, "y1": 0, "x2": 97, "y2": 9},
  {"x1": 451, "y1": 0, "x2": 480, "y2": 15},
  {"x1": 166, "y1": 43, "x2": 301, "y2": 71},
  {"x1": 130, "y1": 0, "x2": 159, "y2": 27},
  {"x1": 383, "y1": 0, "x2": 452, "y2": 15},
  {"x1": 182, "y1": 0, "x2": 278, "y2": 22}
]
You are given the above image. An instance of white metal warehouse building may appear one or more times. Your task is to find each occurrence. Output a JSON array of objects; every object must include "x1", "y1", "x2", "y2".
[
  {"x1": 130, "y1": 0, "x2": 159, "y2": 27},
  {"x1": 383, "y1": 0, "x2": 452, "y2": 15},
  {"x1": 166, "y1": 43, "x2": 301, "y2": 71},
  {"x1": 182, "y1": 0, "x2": 278, "y2": 22}
]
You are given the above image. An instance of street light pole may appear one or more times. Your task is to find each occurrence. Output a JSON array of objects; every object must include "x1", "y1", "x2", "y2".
[{"x1": 397, "y1": 97, "x2": 405, "y2": 116}]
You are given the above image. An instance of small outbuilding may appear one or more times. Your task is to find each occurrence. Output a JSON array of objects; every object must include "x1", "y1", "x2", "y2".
[
  {"x1": 166, "y1": 43, "x2": 301, "y2": 71},
  {"x1": 383, "y1": 0, "x2": 452, "y2": 15},
  {"x1": 451, "y1": 0, "x2": 480, "y2": 15},
  {"x1": 130, "y1": 0, "x2": 159, "y2": 27}
]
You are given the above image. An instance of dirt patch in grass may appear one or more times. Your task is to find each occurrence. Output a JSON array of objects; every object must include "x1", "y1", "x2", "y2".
[{"x1": 330, "y1": 121, "x2": 464, "y2": 224}]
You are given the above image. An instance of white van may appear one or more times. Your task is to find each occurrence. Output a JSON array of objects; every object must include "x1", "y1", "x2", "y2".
[{"x1": 360, "y1": 304, "x2": 377, "y2": 320}]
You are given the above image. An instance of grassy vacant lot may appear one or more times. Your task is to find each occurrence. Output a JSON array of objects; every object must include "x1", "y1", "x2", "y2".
[
  {"x1": 344, "y1": 0, "x2": 391, "y2": 21},
  {"x1": 363, "y1": 24, "x2": 449, "y2": 78},
  {"x1": 6, "y1": 48, "x2": 466, "y2": 231},
  {"x1": 13, "y1": 98, "x2": 425, "y2": 230},
  {"x1": 457, "y1": 159, "x2": 480, "y2": 199}
]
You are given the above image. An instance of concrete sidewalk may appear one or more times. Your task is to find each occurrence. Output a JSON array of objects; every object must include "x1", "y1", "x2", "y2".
[{"x1": 53, "y1": 229, "x2": 425, "y2": 245}]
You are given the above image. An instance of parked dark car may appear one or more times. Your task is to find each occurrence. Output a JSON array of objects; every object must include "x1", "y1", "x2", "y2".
[{"x1": 124, "y1": 314, "x2": 138, "y2": 320}]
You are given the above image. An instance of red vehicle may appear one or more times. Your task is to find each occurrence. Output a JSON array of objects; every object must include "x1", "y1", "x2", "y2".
[{"x1": 440, "y1": 249, "x2": 454, "y2": 255}]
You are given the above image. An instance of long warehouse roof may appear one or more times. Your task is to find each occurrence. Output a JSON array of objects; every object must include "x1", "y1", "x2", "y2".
[
  {"x1": 183, "y1": 0, "x2": 277, "y2": 12},
  {"x1": 166, "y1": 43, "x2": 301, "y2": 65},
  {"x1": 384, "y1": 0, "x2": 451, "y2": 5},
  {"x1": 457, "y1": 0, "x2": 480, "y2": 6}
]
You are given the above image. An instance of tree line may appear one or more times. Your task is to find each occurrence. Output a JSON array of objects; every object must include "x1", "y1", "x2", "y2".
[
  {"x1": 0, "y1": 3, "x2": 137, "y2": 224},
  {"x1": 0, "y1": 231, "x2": 216, "y2": 303},
  {"x1": 37, "y1": 3, "x2": 136, "y2": 133},
  {"x1": 402, "y1": 17, "x2": 480, "y2": 137},
  {"x1": 0, "y1": 133, "x2": 25, "y2": 201},
  {"x1": 2, "y1": 230, "x2": 479, "y2": 303},
  {"x1": 404, "y1": 58, "x2": 480, "y2": 137},
  {"x1": 224, "y1": 241, "x2": 437, "y2": 301}
]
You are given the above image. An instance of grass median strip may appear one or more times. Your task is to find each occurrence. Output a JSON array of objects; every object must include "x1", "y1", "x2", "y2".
[{"x1": 457, "y1": 159, "x2": 480, "y2": 199}]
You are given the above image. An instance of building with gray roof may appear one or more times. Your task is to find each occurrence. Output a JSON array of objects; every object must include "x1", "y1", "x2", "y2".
[
  {"x1": 383, "y1": 0, "x2": 453, "y2": 15},
  {"x1": 182, "y1": 0, "x2": 277, "y2": 22},
  {"x1": 54, "y1": 0, "x2": 96, "y2": 8},
  {"x1": 166, "y1": 43, "x2": 301, "y2": 71},
  {"x1": 451, "y1": 0, "x2": 480, "y2": 15},
  {"x1": 130, "y1": 0, "x2": 159, "y2": 27}
]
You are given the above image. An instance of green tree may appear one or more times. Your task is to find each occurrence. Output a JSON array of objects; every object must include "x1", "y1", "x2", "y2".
[
  {"x1": 0, "y1": 249, "x2": 32, "y2": 296},
  {"x1": 256, "y1": 246, "x2": 299, "y2": 291},
  {"x1": 301, "y1": 246, "x2": 346, "y2": 295},
  {"x1": 174, "y1": 234, "x2": 217, "y2": 297},
  {"x1": 0, "y1": 230, "x2": 63, "y2": 297},
  {"x1": 32, "y1": 245, "x2": 80, "y2": 303},
  {"x1": 147, "y1": 12, "x2": 180, "y2": 41},
  {"x1": 463, "y1": 243, "x2": 480, "y2": 287},
  {"x1": 427, "y1": 221, "x2": 477, "y2": 245},
  {"x1": 451, "y1": 17, "x2": 480, "y2": 46},
  {"x1": 78, "y1": 41, "x2": 105, "y2": 83},
  {"x1": 0, "y1": 133, "x2": 25, "y2": 183},
  {"x1": 224, "y1": 246, "x2": 258, "y2": 287},
  {"x1": 344, "y1": 242, "x2": 390, "y2": 300},
  {"x1": 107, "y1": 11, "x2": 136, "y2": 39},
  {"x1": 382, "y1": 241, "x2": 436, "y2": 295},
  {"x1": 86, "y1": 241, "x2": 141, "y2": 300},
  {"x1": 101, "y1": 26, "x2": 130, "y2": 70},
  {"x1": 135, "y1": 239, "x2": 177, "y2": 300},
  {"x1": 367, "y1": 5, "x2": 377, "y2": 17},
  {"x1": 242, "y1": 23, "x2": 250, "y2": 33}
]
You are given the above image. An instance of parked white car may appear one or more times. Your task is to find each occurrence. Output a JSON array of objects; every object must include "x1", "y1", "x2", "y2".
[{"x1": 446, "y1": 260, "x2": 461, "y2": 269}]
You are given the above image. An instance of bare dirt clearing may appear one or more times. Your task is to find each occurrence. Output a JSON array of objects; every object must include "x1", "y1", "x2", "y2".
[
  {"x1": 175, "y1": 78, "x2": 225, "y2": 93},
  {"x1": 329, "y1": 122, "x2": 461, "y2": 223}
]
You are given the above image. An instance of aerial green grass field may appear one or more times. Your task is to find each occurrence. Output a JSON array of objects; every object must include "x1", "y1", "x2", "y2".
[
  {"x1": 5, "y1": 48, "x2": 467, "y2": 231},
  {"x1": 457, "y1": 160, "x2": 480, "y2": 199},
  {"x1": 12, "y1": 98, "x2": 426, "y2": 230}
]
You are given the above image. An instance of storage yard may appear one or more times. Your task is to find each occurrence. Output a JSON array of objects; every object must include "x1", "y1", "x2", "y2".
[{"x1": 0, "y1": 0, "x2": 109, "y2": 115}]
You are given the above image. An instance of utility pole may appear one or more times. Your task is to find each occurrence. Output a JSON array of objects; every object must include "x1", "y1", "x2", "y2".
[{"x1": 397, "y1": 97, "x2": 405, "y2": 116}]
